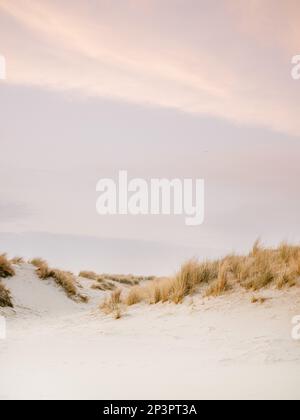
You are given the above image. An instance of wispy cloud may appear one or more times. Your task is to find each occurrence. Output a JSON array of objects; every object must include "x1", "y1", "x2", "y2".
[{"x1": 0, "y1": 0, "x2": 299, "y2": 136}]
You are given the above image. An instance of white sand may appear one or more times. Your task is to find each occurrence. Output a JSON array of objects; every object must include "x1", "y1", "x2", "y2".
[{"x1": 0, "y1": 264, "x2": 300, "y2": 400}]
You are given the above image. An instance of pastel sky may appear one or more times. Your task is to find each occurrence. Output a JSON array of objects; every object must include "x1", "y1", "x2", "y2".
[{"x1": 0, "y1": 0, "x2": 299, "y2": 275}]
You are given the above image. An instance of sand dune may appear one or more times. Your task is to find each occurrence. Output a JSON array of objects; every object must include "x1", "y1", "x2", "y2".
[{"x1": 0, "y1": 262, "x2": 300, "y2": 400}]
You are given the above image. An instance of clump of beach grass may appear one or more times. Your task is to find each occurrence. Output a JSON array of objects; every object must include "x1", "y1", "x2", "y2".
[
  {"x1": 31, "y1": 258, "x2": 87, "y2": 302},
  {"x1": 91, "y1": 281, "x2": 116, "y2": 291},
  {"x1": 118, "y1": 259, "x2": 220, "y2": 307},
  {"x1": 0, "y1": 282, "x2": 13, "y2": 308},
  {"x1": 117, "y1": 241, "x2": 300, "y2": 311},
  {"x1": 80, "y1": 270, "x2": 154, "y2": 286},
  {"x1": 125, "y1": 286, "x2": 145, "y2": 306},
  {"x1": 79, "y1": 271, "x2": 99, "y2": 281},
  {"x1": 251, "y1": 296, "x2": 267, "y2": 304},
  {"x1": 0, "y1": 254, "x2": 15, "y2": 278},
  {"x1": 10, "y1": 256, "x2": 25, "y2": 265},
  {"x1": 79, "y1": 271, "x2": 119, "y2": 291},
  {"x1": 205, "y1": 262, "x2": 230, "y2": 297},
  {"x1": 100, "y1": 289, "x2": 123, "y2": 319}
]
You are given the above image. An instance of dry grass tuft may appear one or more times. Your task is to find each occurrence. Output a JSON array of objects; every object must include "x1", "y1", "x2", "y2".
[
  {"x1": 30, "y1": 258, "x2": 87, "y2": 301},
  {"x1": 10, "y1": 256, "x2": 25, "y2": 265},
  {"x1": 205, "y1": 263, "x2": 229, "y2": 297},
  {"x1": 30, "y1": 258, "x2": 46, "y2": 268},
  {"x1": 0, "y1": 254, "x2": 15, "y2": 278},
  {"x1": 120, "y1": 259, "x2": 220, "y2": 306},
  {"x1": 51, "y1": 269, "x2": 78, "y2": 297},
  {"x1": 78, "y1": 294, "x2": 89, "y2": 303},
  {"x1": 276, "y1": 268, "x2": 297, "y2": 289},
  {"x1": 80, "y1": 271, "x2": 117, "y2": 291},
  {"x1": 91, "y1": 281, "x2": 116, "y2": 291},
  {"x1": 223, "y1": 242, "x2": 300, "y2": 292},
  {"x1": 250, "y1": 238, "x2": 263, "y2": 257},
  {"x1": 251, "y1": 296, "x2": 267, "y2": 304},
  {"x1": 149, "y1": 280, "x2": 168, "y2": 304},
  {"x1": 100, "y1": 274, "x2": 155, "y2": 286},
  {"x1": 30, "y1": 258, "x2": 50, "y2": 278},
  {"x1": 100, "y1": 289, "x2": 123, "y2": 319},
  {"x1": 170, "y1": 260, "x2": 203, "y2": 303},
  {"x1": 81, "y1": 270, "x2": 154, "y2": 285},
  {"x1": 79, "y1": 271, "x2": 99, "y2": 281},
  {"x1": 125, "y1": 286, "x2": 144, "y2": 306},
  {"x1": 168, "y1": 259, "x2": 220, "y2": 303},
  {"x1": 0, "y1": 282, "x2": 13, "y2": 307}
]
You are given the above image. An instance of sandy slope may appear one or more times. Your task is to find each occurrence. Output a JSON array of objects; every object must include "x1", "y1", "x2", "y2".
[{"x1": 0, "y1": 264, "x2": 300, "y2": 400}]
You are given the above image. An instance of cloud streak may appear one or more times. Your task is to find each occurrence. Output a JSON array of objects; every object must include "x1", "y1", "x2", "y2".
[{"x1": 0, "y1": 0, "x2": 299, "y2": 136}]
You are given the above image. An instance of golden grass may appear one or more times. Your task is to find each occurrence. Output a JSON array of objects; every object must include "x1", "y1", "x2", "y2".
[
  {"x1": 80, "y1": 270, "x2": 154, "y2": 286},
  {"x1": 223, "y1": 241, "x2": 300, "y2": 292},
  {"x1": 0, "y1": 254, "x2": 15, "y2": 278},
  {"x1": 116, "y1": 259, "x2": 220, "y2": 307},
  {"x1": 30, "y1": 257, "x2": 46, "y2": 267},
  {"x1": 51, "y1": 269, "x2": 78, "y2": 297},
  {"x1": 101, "y1": 274, "x2": 155, "y2": 286},
  {"x1": 91, "y1": 281, "x2": 116, "y2": 291},
  {"x1": 126, "y1": 286, "x2": 144, "y2": 306},
  {"x1": 114, "y1": 241, "x2": 300, "y2": 310},
  {"x1": 0, "y1": 282, "x2": 13, "y2": 307},
  {"x1": 2, "y1": 242, "x2": 299, "y2": 314},
  {"x1": 30, "y1": 258, "x2": 50, "y2": 279},
  {"x1": 100, "y1": 289, "x2": 123, "y2": 319},
  {"x1": 78, "y1": 294, "x2": 89, "y2": 303},
  {"x1": 80, "y1": 272, "x2": 117, "y2": 291},
  {"x1": 10, "y1": 256, "x2": 25, "y2": 265},
  {"x1": 251, "y1": 296, "x2": 267, "y2": 304},
  {"x1": 149, "y1": 279, "x2": 171, "y2": 304},
  {"x1": 79, "y1": 271, "x2": 99, "y2": 281},
  {"x1": 276, "y1": 267, "x2": 297, "y2": 289},
  {"x1": 30, "y1": 258, "x2": 87, "y2": 302},
  {"x1": 169, "y1": 260, "x2": 201, "y2": 303},
  {"x1": 205, "y1": 262, "x2": 229, "y2": 297}
]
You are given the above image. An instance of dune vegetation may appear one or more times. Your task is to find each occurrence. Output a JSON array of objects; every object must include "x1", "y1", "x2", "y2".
[
  {"x1": 101, "y1": 241, "x2": 300, "y2": 316},
  {"x1": 100, "y1": 289, "x2": 123, "y2": 319},
  {"x1": 251, "y1": 296, "x2": 268, "y2": 305},
  {"x1": 80, "y1": 270, "x2": 155, "y2": 294},
  {"x1": 0, "y1": 282, "x2": 13, "y2": 308},
  {"x1": 0, "y1": 254, "x2": 14, "y2": 307},
  {"x1": 91, "y1": 282, "x2": 116, "y2": 291},
  {"x1": 0, "y1": 254, "x2": 15, "y2": 278},
  {"x1": 80, "y1": 270, "x2": 154, "y2": 286},
  {"x1": 31, "y1": 258, "x2": 88, "y2": 302},
  {"x1": 1, "y1": 241, "x2": 300, "y2": 315},
  {"x1": 10, "y1": 256, "x2": 25, "y2": 265}
]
